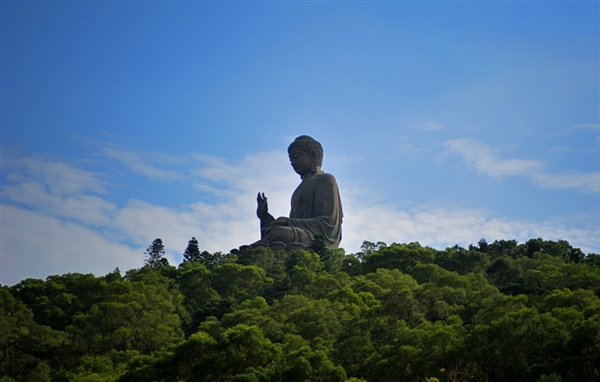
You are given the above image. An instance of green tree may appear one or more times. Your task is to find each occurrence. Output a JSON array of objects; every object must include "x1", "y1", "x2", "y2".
[
  {"x1": 21, "y1": 361, "x2": 52, "y2": 382},
  {"x1": 143, "y1": 238, "x2": 168, "y2": 268},
  {"x1": 485, "y1": 256, "x2": 523, "y2": 292},
  {"x1": 239, "y1": 247, "x2": 290, "y2": 302},
  {"x1": 62, "y1": 350, "x2": 139, "y2": 382},
  {"x1": 283, "y1": 345, "x2": 346, "y2": 382},
  {"x1": 436, "y1": 246, "x2": 491, "y2": 275},
  {"x1": 468, "y1": 308, "x2": 570, "y2": 381},
  {"x1": 322, "y1": 248, "x2": 346, "y2": 274},
  {"x1": 487, "y1": 239, "x2": 519, "y2": 259},
  {"x1": 0, "y1": 287, "x2": 64, "y2": 380},
  {"x1": 177, "y1": 261, "x2": 221, "y2": 335},
  {"x1": 477, "y1": 238, "x2": 489, "y2": 253},
  {"x1": 562, "y1": 315, "x2": 600, "y2": 381},
  {"x1": 341, "y1": 254, "x2": 363, "y2": 276},
  {"x1": 182, "y1": 237, "x2": 201, "y2": 262},
  {"x1": 124, "y1": 325, "x2": 284, "y2": 381},
  {"x1": 70, "y1": 267, "x2": 185, "y2": 355},
  {"x1": 333, "y1": 335, "x2": 375, "y2": 378},
  {"x1": 212, "y1": 263, "x2": 271, "y2": 309},
  {"x1": 219, "y1": 297, "x2": 284, "y2": 344},
  {"x1": 355, "y1": 241, "x2": 387, "y2": 261},
  {"x1": 312, "y1": 233, "x2": 344, "y2": 273},
  {"x1": 363, "y1": 242, "x2": 435, "y2": 274},
  {"x1": 585, "y1": 253, "x2": 600, "y2": 266},
  {"x1": 311, "y1": 234, "x2": 328, "y2": 257}
]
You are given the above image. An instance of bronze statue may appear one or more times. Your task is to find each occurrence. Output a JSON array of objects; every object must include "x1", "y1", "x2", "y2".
[{"x1": 246, "y1": 135, "x2": 343, "y2": 252}]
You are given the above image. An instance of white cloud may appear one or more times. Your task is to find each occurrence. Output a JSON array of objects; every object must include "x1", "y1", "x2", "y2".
[
  {"x1": 102, "y1": 144, "x2": 186, "y2": 181},
  {"x1": 2, "y1": 148, "x2": 599, "y2": 286},
  {"x1": 444, "y1": 138, "x2": 542, "y2": 178},
  {"x1": 3, "y1": 182, "x2": 118, "y2": 227},
  {"x1": 4, "y1": 155, "x2": 107, "y2": 195},
  {"x1": 2, "y1": 156, "x2": 117, "y2": 226},
  {"x1": 342, "y1": 202, "x2": 599, "y2": 255},
  {"x1": 533, "y1": 172, "x2": 600, "y2": 193},
  {"x1": 0, "y1": 151, "x2": 301, "y2": 285},
  {"x1": 444, "y1": 137, "x2": 599, "y2": 193},
  {"x1": 0, "y1": 204, "x2": 141, "y2": 286},
  {"x1": 194, "y1": 151, "x2": 298, "y2": 192}
]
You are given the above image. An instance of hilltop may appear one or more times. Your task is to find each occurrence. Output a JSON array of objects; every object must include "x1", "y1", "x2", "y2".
[{"x1": 2, "y1": 237, "x2": 599, "y2": 382}]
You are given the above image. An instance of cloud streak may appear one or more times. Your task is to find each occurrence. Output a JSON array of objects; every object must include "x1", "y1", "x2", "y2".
[
  {"x1": 572, "y1": 123, "x2": 600, "y2": 131},
  {"x1": 1, "y1": 204, "x2": 141, "y2": 286},
  {"x1": 533, "y1": 173, "x2": 600, "y2": 193},
  {"x1": 343, "y1": 202, "x2": 599, "y2": 256},
  {"x1": 102, "y1": 144, "x2": 186, "y2": 181},
  {"x1": 2, "y1": 146, "x2": 598, "y2": 286},
  {"x1": 445, "y1": 138, "x2": 599, "y2": 193},
  {"x1": 444, "y1": 138, "x2": 542, "y2": 178},
  {"x1": 408, "y1": 120, "x2": 444, "y2": 131}
]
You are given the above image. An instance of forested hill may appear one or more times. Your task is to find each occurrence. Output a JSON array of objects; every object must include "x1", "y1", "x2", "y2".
[{"x1": 2, "y1": 238, "x2": 600, "y2": 382}]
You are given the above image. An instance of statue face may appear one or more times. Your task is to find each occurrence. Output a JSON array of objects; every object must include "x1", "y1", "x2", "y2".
[{"x1": 289, "y1": 148, "x2": 313, "y2": 176}]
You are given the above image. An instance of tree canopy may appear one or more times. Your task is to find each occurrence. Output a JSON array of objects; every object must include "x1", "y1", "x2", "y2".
[{"x1": 2, "y1": 237, "x2": 599, "y2": 382}]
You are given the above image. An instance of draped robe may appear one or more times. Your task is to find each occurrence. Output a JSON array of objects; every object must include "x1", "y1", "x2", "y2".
[{"x1": 287, "y1": 172, "x2": 343, "y2": 249}]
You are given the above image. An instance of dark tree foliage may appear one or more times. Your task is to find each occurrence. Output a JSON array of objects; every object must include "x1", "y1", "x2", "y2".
[
  {"x1": 487, "y1": 239, "x2": 519, "y2": 258},
  {"x1": 182, "y1": 237, "x2": 201, "y2": 262},
  {"x1": 477, "y1": 238, "x2": 489, "y2": 253},
  {"x1": 436, "y1": 245, "x2": 491, "y2": 275},
  {"x1": 586, "y1": 253, "x2": 600, "y2": 266},
  {"x1": 362, "y1": 242, "x2": 435, "y2": 274},
  {"x1": 355, "y1": 240, "x2": 387, "y2": 261},
  {"x1": 311, "y1": 234, "x2": 327, "y2": 257},
  {"x1": 312, "y1": 234, "x2": 345, "y2": 274},
  {"x1": 201, "y1": 250, "x2": 228, "y2": 270},
  {"x1": 0, "y1": 287, "x2": 65, "y2": 379},
  {"x1": 144, "y1": 238, "x2": 168, "y2": 268},
  {"x1": 5, "y1": 237, "x2": 600, "y2": 382},
  {"x1": 340, "y1": 254, "x2": 363, "y2": 276}
]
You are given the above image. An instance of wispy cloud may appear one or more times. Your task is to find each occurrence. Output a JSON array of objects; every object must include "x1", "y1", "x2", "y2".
[
  {"x1": 408, "y1": 120, "x2": 444, "y2": 131},
  {"x1": 571, "y1": 123, "x2": 600, "y2": 131},
  {"x1": 2, "y1": 155, "x2": 117, "y2": 226},
  {"x1": 343, "y1": 202, "x2": 599, "y2": 255},
  {"x1": 193, "y1": 152, "x2": 298, "y2": 194},
  {"x1": 1, "y1": 150, "x2": 299, "y2": 285},
  {"x1": 102, "y1": 144, "x2": 186, "y2": 181},
  {"x1": 444, "y1": 138, "x2": 542, "y2": 178},
  {"x1": 444, "y1": 137, "x2": 599, "y2": 193},
  {"x1": 3, "y1": 155, "x2": 107, "y2": 195},
  {"x1": 2, "y1": 148, "x2": 599, "y2": 286},
  {"x1": 533, "y1": 173, "x2": 600, "y2": 193},
  {"x1": 1, "y1": 204, "x2": 141, "y2": 286}
]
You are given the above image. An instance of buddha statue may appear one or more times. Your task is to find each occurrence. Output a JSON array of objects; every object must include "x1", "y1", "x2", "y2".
[{"x1": 244, "y1": 135, "x2": 343, "y2": 252}]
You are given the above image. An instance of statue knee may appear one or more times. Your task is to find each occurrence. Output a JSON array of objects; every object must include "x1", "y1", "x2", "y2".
[{"x1": 267, "y1": 226, "x2": 294, "y2": 243}]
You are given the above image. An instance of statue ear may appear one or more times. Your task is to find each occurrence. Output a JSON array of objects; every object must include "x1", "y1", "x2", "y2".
[{"x1": 310, "y1": 151, "x2": 317, "y2": 172}]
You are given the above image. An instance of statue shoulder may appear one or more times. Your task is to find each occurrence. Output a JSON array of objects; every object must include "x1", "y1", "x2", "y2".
[{"x1": 315, "y1": 172, "x2": 339, "y2": 186}]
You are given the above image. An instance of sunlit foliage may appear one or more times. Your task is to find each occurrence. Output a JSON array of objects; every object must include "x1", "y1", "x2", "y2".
[{"x1": 3, "y1": 238, "x2": 599, "y2": 381}]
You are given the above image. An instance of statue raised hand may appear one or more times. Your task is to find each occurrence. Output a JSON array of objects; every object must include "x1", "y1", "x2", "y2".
[
  {"x1": 248, "y1": 135, "x2": 343, "y2": 250},
  {"x1": 256, "y1": 192, "x2": 275, "y2": 237}
]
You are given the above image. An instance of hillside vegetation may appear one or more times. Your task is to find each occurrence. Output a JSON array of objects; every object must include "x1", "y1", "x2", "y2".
[{"x1": 2, "y1": 238, "x2": 600, "y2": 382}]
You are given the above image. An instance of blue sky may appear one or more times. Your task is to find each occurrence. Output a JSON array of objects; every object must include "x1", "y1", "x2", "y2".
[{"x1": 1, "y1": 1, "x2": 598, "y2": 286}]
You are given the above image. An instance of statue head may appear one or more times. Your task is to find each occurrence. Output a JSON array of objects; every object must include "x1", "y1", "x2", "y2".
[{"x1": 287, "y1": 135, "x2": 324, "y2": 168}]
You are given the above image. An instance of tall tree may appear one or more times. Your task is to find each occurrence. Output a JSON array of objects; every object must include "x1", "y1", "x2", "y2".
[
  {"x1": 144, "y1": 238, "x2": 168, "y2": 267},
  {"x1": 183, "y1": 237, "x2": 201, "y2": 262}
]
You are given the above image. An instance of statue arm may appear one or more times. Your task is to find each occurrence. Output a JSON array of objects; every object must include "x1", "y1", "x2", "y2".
[{"x1": 257, "y1": 192, "x2": 275, "y2": 235}]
